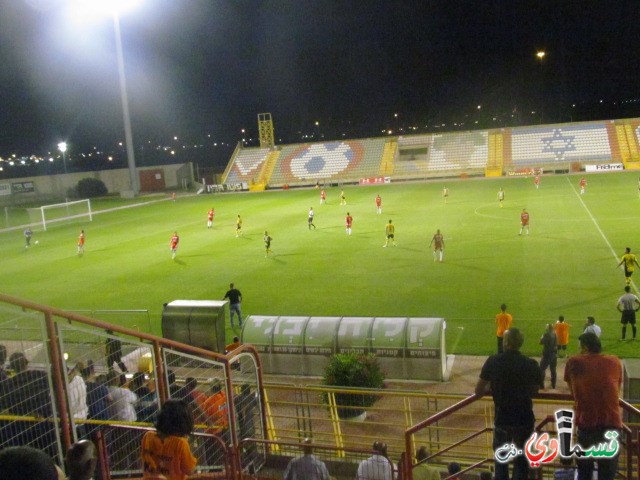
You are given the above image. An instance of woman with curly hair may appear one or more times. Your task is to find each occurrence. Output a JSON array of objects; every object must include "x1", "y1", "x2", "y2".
[{"x1": 141, "y1": 399, "x2": 197, "y2": 480}]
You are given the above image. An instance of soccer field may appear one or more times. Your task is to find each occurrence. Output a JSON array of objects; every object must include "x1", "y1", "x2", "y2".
[{"x1": 2, "y1": 171, "x2": 640, "y2": 358}]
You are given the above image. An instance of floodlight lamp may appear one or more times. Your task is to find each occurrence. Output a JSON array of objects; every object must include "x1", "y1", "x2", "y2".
[
  {"x1": 536, "y1": 51, "x2": 546, "y2": 60},
  {"x1": 72, "y1": 0, "x2": 142, "y2": 17},
  {"x1": 58, "y1": 142, "x2": 68, "y2": 153}
]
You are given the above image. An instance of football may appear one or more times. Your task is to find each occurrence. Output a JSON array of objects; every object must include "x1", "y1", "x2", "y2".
[{"x1": 35, "y1": 240, "x2": 39, "y2": 245}]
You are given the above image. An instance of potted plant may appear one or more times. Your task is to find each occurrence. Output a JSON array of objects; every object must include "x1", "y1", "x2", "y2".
[{"x1": 322, "y1": 353, "x2": 385, "y2": 419}]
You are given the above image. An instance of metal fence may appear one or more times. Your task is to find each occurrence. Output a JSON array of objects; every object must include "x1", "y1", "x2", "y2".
[{"x1": 0, "y1": 293, "x2": 267, "y2": 479}]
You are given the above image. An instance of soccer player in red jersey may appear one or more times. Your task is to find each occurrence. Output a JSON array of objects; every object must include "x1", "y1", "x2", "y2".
[
  {"x1": 375, "y1": 195, "x2": 382, "y2": 214},
  {"x1": 519, "y1": 209, "x2": 530, "y2": 235},
  {"x1": 207, "y1": 208, "x2": 215, "y2": 228},
  {"x1": 345, "y1": 212, "x2": 353, "y2": 236},
  {"x1": 579, "y1": 177, "x2": 587, "y2": 195},
  {"x1": 430, "y1": 229, "x2": 445, "y2": 262},
  {"x1": 77, "y1": 230, "x2": 85, "y2": 255},
  {"x1": 170, "y1": 232, "x2": 180, "y2": 259},
  {"x1": 320, "y1": 190, "x2": 326, "y2": 204}
]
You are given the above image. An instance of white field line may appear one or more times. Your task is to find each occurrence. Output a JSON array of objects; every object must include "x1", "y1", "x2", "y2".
[{"x1": 566, "y1": 177, "x2": 636, "y2": 291}]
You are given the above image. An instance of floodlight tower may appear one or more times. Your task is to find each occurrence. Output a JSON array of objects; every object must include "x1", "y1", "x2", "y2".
[
  {"x1": 258, "y1": 113, "x2": 275, "y2": 148},
  {"x1": 71, "y1": 0, "x2": 141, "y2": 195},
  {"x1": 536, "y1": 50, "x2": 547, "y2": 124}
]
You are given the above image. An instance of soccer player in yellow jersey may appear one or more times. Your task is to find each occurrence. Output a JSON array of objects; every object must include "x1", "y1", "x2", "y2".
[
  {"x1": 383, "y1": 219, "x2": 396, "y2": 247},
  {"x1": 618, "y1": 247, "x2": 640, "y2": 286},
  {"x1": 235, "y1": 214, "x2": 243, "y2": 237}
]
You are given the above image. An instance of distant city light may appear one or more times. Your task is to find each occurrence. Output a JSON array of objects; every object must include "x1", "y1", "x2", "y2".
[
  {"x1": 170, "y1": 150, "x2": 175, "y2": 155},
  {"x1": 174, "y1": 136, "x2": 178, "y2": 140},
  {"x1": 477, "y1": 105, "x2": 481, "y2": 109},
  {"x1": 536, "y1": 50, "x2": 546, "y2": 59},
  {"x1": 315, "y1": 121, "x2": 319, "y2": 126}
]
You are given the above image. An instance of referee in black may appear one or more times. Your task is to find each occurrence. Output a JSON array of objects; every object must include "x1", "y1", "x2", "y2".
[{"x1": 617, "y1": 285, "x2": 640, "y2": 340}]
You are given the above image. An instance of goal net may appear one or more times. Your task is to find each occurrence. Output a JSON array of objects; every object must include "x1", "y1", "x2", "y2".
[{"x1": 26, "y1": 199, "x2": 93, "y2": 231}]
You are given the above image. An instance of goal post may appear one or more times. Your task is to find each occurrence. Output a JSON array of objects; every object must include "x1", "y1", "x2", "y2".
[{"x1": 27, "y1": 199, "x2": 93, "y2": 231}]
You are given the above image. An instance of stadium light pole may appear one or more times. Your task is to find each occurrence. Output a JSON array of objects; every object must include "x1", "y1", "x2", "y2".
[
  {"x1": 536, "y1": 50, "x2": 546, "y2": 124},
  {"x1": 112, "y1": 12, "x2": 139, "y2": 195},
  {"x1": 71, "y1": 0, "x2": 140, "y2": 195},
  {"x1": 58, "y1": 141, "x2": 68, "y2": 174}
]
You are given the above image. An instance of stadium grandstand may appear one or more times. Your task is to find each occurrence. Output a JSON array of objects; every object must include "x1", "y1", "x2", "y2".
[{"x1": 222, "y1": 117, "x2": 640, "y2": 190}]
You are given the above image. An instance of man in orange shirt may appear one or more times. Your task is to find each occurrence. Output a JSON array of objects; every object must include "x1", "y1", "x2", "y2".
[
  {"x1": 495, "y1": 303, "x2": 512, "y2": 353},
  {"x1": 554, "y1": 315, "x2": 570, "y2": 357},
  {"x1": 564, "y1": 333, "x2": 622, "y2": 480}
]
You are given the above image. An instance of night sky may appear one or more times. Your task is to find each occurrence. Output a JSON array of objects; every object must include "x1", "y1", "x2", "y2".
[{"x1": 1, "y1": 0, "x2": 639, "y2": 158}]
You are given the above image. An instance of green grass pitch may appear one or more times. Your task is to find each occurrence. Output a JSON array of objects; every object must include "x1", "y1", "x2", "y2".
[{"x1": 2, "y1": 171, "x2": 640, "y2": 358}]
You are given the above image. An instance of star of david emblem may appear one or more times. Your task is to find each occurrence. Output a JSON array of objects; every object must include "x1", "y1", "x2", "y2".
[{"x1": 541, "y1": 129, "x2": 576, "y2": 161}]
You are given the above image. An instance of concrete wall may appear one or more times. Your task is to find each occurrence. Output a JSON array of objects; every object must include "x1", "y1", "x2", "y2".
[{"x1": 0, "y1": 163, "x2": 192, "y2": 205}]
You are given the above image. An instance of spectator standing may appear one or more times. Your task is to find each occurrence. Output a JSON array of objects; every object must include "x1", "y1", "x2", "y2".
[
  {"x1": 356, "y1": 441, "x2": 394, "y2": 480},
  {"x1": 106, "y1": 371, "x2": 137, "y2": 422},
  {"x1": 225, "y1": 336, "x2": 242, "y2": 353},
  {"x1": 539, "y1": 324, "x2": 558, "y2": 389},
  {"x1": 495, "y1": 304, "x2": 512, "y2": 354},
  {"x1": 475, "y1": 329, "x2": 541, "y2": 480},
  {"x1": 554, "y1": 316, "x2": 570, "y2": 357},
  {"x1": 68, "y1": 362, "x2": 89, "y2": 438},
  {"x1": 167, "y1": 370, "x2": 181, "y2": 397},
  {"x1": 80, "y1": 361, "x2": 111, "y2": 437},
  {"x1": 283, "y1": 438, "x2": 330, "y2": 480},
  {"x1": 224, "y1": 283, "x2": 243, "y2": 328},
  {"x1": 412, "y1": 446, "x2": 440, "y2": 480},
  {"x1": 141, "y1": 399, "x2": 197, "y2": 480},
  {"x1": 583, "y1": 316, "x2": 601, "y2": 338},
  {"x1": 130, "y1": 372, "x2": 158, "y2": 423},
  {"x1": 617, "y1": 285, "x2": 640, "y2": 340},
  {"x1": 564, "y1": 333, "x2": 622, "y2": 480},
  {"x1": 65, "y1": 440, "x2": 98, "y2": 480},
  {"x1": 0, "y1": 352, "x2": 56, "y2": 458},
  {"x1": 105, "y1": 330, "x2": 128, "y2": 372}
]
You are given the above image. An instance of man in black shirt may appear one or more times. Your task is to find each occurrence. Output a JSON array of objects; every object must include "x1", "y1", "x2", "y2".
[
  {"x1": 224, "y1": 283, "x2": 243, "y2": 328},
  {"x1": 475, "y1": 328, "x2": 541, "y2": 480}
]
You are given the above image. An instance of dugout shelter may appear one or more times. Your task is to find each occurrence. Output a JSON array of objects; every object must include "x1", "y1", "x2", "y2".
[
  {"x1": 161, "y1": 300, "x2": 227, "y2": 353},
  {"x1": 241, "y1": 315, "x2": 447, "y2": 381}
]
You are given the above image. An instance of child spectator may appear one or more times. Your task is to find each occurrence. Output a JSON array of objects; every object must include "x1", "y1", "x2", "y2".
[{"x1": 141, "y1": 399, "x2": 197, "y2": 480}]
